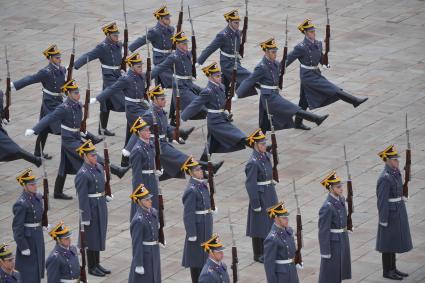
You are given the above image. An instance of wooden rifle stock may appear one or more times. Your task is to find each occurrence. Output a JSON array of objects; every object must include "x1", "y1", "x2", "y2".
[
  {"x1": 158, "y1": 194, "x2": 165, "y2": 245},
  {"x1": 173, "y1": 1, "x2": 183, "y2": 50},
  {"x1": 4, "y1": 46, "x2": 11, "y2": 121},
  {"x1": 231, "y1": 246, "x2": 238, "y2": 282},
  {"x1": 103, "y1": 143, "x2": 112, "y2": 197},
  {"x1": 403, "y1": 149, "x2": 411, "y2": 198},
  {"x1": 322, "y1": 24, "x2": 330, "y2": 66},
  {"x1": 294, "y1": 214, "x2": 303, "y2": 265},
  {"x1": 225, "y1": 38, "x2": 238, "y2": 112},
  {"x1": 191, "y1": 35, "x2": 197, "y2": 78},
  {"x1": 346, "y1": 180, "x2": 353, "y2": 231},
  {"x1": 79, "y1": 222, "x2": 88, "y2": 283},
  {"x1": 270, "y1": 133, "x2": 279, "y2": 183},
  {"x1": 121, "y1": 28, "x2": 129, "y2": 71},
  {"x1": 67, "y1": 24, "x2": 76, "y2": 81},
  {"x1": 278, "y1": 46, "x2": 288, "y2": 90},
  {"x1": 207, "y1": 160, "x2": 216, "y2": 211},
  {"x1": 80, "y1": 89, "x2": 90, "y2": 133}
]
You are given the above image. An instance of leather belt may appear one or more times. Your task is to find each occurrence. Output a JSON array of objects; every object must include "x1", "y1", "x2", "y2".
[
  {"x1": 24, "y1": 223, "x2": 41, "y2": 228},
  {"x1": 60, "y1": 279, "x2": 79, "y2": 283},
  {"x1": 88, "y1": 193, "x2": 103, "y2": 198},
  {"x1": 260, "y1": 84, "x2": 279, "y2": 90},
  {"x1": 125, "y1": 96, "x2": 143, "y2": 103},
  {"x1": 61, "y1": 125, "x2": 79, "y2": 132},
  {"x1": 220, "y1": 50, "x2": 241, "y2": 59},
  {"x1": 257, "y1": 180, "x2": 274, "y2": 186},
  {"x1": 101, "y1": 64, "x2": 121, "y2": 70},
  {"x1": 141, "y1": 170, "x2": 155, "y2": 174},
  {"x1": 330, "y1": 228, "x2": 347, "y2": 233},
  {"x1": 173, "y1": 74, "x2": 193, "y2": 80},
  {"x1": 300, "y1": 64, "x2": 319, "y2": 70},
  {"x1": 150, "y1": 134, "x2": 166, "y2": 139},
  {"x1": 207, "y1": 109, "x2": 224, "y2": 113},
  {"x1": 275, "y1": 259, "x2": 294, "y2": 264},
  {"x1": 195, "y1": 209, "x2": 212, "y2": 215},
  {"x1": 388, "y1": 197, "x2": 402, "y2": 202},
  {"x1": 143, "y1": 241, "x2": 158, "y2": 246},
  {"x1": 153, "y1": 47, "x2": 172, "y2": 54},
  {"x1": 43, "y1": 88, "x2": 63, "y2": 96}
]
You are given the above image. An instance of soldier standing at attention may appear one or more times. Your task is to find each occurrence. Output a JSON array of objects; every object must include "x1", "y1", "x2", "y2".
[
  {"x1": 318, "y1": 171, "x2": 351, "y2": 283},
  {"x1": 11, "y1": 45, "x2": 67, "y2": 159},
  {"x1": 264, "y1": 202, "x2": 299, "y2": 283},
  {"x1": 129, "y1": 5, "x2": 174, "y2": 88},
  {"x1": 12, "y1": 169, "x2": 45, "y2": 283},
  {"x1": 74, "y1": 22, "x2": 124, "y2": 136},
  {"x1": 75, "y1": 140, "x2": 111, "y2": 277},
  {"x1": 376, "y1": 145, "x2": 412, "y2": 280},
  {"x1": 0, "y1": 244, "x2": 20, "y2": 283},
  {"x1": 46, "y1": 222, "x2": 80, "y2": 283},
  {"x1": 181, "y1": 157, "x2": 214, "y2": 283},
  {"x1": 198, "y1": 234, "x2": 230, "y2": 283},
  {"x1": 286, "y1": 19, "x2": 368, "y2": 130},
  {"x1": 128, "y1": 184, "x2": 161, "y2": 283}
]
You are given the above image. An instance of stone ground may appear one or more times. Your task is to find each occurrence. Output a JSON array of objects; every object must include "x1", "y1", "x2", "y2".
[{"x1": 1, "y1": 0, "x2": 425, "y2": 282}]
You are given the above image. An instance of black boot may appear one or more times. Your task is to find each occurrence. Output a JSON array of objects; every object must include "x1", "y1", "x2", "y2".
[
  {"x1": 383, "y1": 253, "x2": 402, "y2": 280},
  {"x1": 95, "y1": 251, "x2": 111, "y2": 274},
  {"x1": 87, "y1": 250, "x2": 105, "y2": 277},
  {"x1": 85, "y1": 131, "x2": 104, "y2": 145},
  {"x1": 199, "y1": 147, "x2": 209, "y2": 162},
  {"x1": 18, "y1": 149, "x2": 42, "y2": 167},
  {"x1": 296, "y1": 110, "x2": 329, "y2": 126},
  {"x1": 198, "y1": 160, "x2": 224, "y2": 174},
  {"x1": 121, "y1": 155, "x2": 129, "y2": 167},
  {"x1": 180, "y1": 127, "x2": 195, "y2": 141},
  {"x1": 53, "y1": 174, "x2": 73, "y2": 200},
  {"x1": 109, "y1": 164, "x2": 130, "y2": 179},
  {"x1": 98, "y1": 111, "x2": 115, "y2": 136},
  {"x1": 392, "y1": 253, "x2": 408, "y2": 277},
  {"x1": 294, "y1": 116, "x2": 311, "y2": 131},
  {"x1": 190, "y1": 267, "x2": 201, "y2": 283},
  {"x1": 252, "y1": 238, "x2": 264, "y2": 263},
  {"x1": 336, "y1": 90, "x2": 368, "y2": 108}
]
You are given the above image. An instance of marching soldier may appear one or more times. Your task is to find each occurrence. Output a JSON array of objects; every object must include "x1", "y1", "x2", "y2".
[
  {"x1": 0, "y1": 90, "x2": 41, "y2": 167},
  {"x1": 237, "y1": 38, "x2": 329, "y2": 132},
  {"x1": 181, "y1": 62, "x2": 247, "y2": 161},
  {"x1": 128, "y1": 185, "x2": 161, "y2": 283},
  {"x1": 24, "y1": 79, "x2": 127, "y2": 200},
  {"x1": 376, "y1": 145, "x2": 412, "y2": 280},
  {"x1": 199, "y1": 233, "x2": 230, "y2": 283},
  {"x1": 11, "y1": 45, "x2": 67, "y2": 159},
  {"x1": 0, "y1": 244, "x2": 20, "y2": 283},
  {"x1": 181, "y1": 157, "x2": 214, "y2": 283},
  {"x1": 46, "y1": 222, "x2": 80, "y2": 283},
  {"x1": 286, "y1": 19, "x2": 368, "y2": 130},
  {"x1": 196, "y1": 9, "x2": 257, "y2": 99},
  {"x1": 12, "y1": 169, "x2": 45, "y2": 283},
  {"x1": 74, "y1": 22, "x2": 125, "y2": 136},
  {"x1": 245, "y1": 129, "x2": 278, "y2": 263},
  {"x1": 264, "y1": 202, "x2": 299, "y2": 283},
  {"x1": 129, "y1": 5, "x2": 174, "y2": 88},
  {"x1": 75, "y1": 140, "x2": 111, "y2": 277},
  {"x1": 318, "y1": 171, "x2": 351, "y2": 283}
]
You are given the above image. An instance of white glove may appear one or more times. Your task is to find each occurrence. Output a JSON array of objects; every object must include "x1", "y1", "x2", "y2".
[
  {"x1": 105, "y1": 194, "x2": 114, "y2": 202},
  {"x1": 21, "y1": 249, "x2": 31, "y2": 256},
  {"x1": 253, "y1": 207, "x2": 262, "y2": 212},
  {"x1": 10, "y1": 82, "x2": 16, "y2": 91},
  {"x1": 25, "y1": 129, "x2": 35, "y2": 136},
  {"x1": 135, "y1": 266, "x2": 145, "y2": 275},
  {"x1": 121, "y1": 69, "x2": 126, "y2": 76},
  {"x1": 2, "y1": 118, "x2": 9, "y2": 125},
  {"x1": 81, "y1": 221, "x2": 90, "y2": 226},
  {"x1": 90, "y1": 98, "x2": 98, "y2": 104},
  {"x1": 195, "y1": 63, "x2": 202, "y2": 69},
  {"x1": 155, "y1": 169, "x2": 163, "y2": 177},
  {"x1": 188, "y1": 236, "x2": 197, "y2": 242},
  {"x1": 296, "y1": 263, "x2": 304, "y2": 270},
  {"x1": 402, "y1": 196, "x2": 408, "y2": 201},
  {"x1": 43, "y1": 224, "x2": 51, "y2": 232},
  {"x1": 122, "y1": 149, "x2": 131, "y2": 157},
  {"x1": 232, "y1": 95, "x2": 238, "y2": 102},
  {"x1": 321, "y1": 254, "x2": 331, "y2": 259},
  {"x1": 322, "y1": 64, "x2": 331, "y2": 69},
  {"x1": 80, "y1": 131, "x2": 88, "y2": 137},
  {"x1": 379, "y1": 222, "x2": 388, "y2": 227},
  {"x1": 212, "y1": 207, "x2": 218, "y2": 214},
  {"x1": 159, "y1": 241, "x2": 167, "y2": 248}
]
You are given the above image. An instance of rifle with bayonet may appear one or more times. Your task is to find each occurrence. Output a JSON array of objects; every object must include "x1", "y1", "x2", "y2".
[
  {"x1": 173, "y1": 0, "x2": 184, "y2": 50},
  {"x1": 40, "y1": 145, "x2": 49, "y2": 228},
  {"x1": 202, "y1": 128, "x2": 216, "y2": 211},
  {"x1": 278, "y1": 15, "x2": 288, "y2": 90},
  {"x1": 80, "y1": 59, "x2": 90, "y2": 133},
  {"x1": 79, "y1": 211, "x2": 88, "y2": 283},
  {"x1": 403, "y1": 113, "x2": 411, "y2": 198},
  {"x1": 100, "y1": 129, "x2": 113, "y2": 199},
  {"x1": 145, "y1": 27, "x2": 152, "y2": 101},
  {"x1": 344, "y1": 144, "x2": 353, "y2": 232},
  {"x1": 292, "y1": 178, "x2": 303, "y2": 268},
  {"x1": 173, "y1": 64, "x2": 181, "y2": 141},
  {"x1": 188, "y1": 5, "x2": 197, "y2": 78},
  {"x1": 322, "y1": 0, "x2": 330, "y2": 67},
  {"x1": 66, "y1": 24, "x2": 76, "y2": 81},
  {"x1": 3, "y1": 46, "x2": 11, "y2": 122},
  {"x1": 225, "y1": 38, "x2": 238, "y2": 112},
  {"x1": 228, "y1": 210, "x2": 238, "y2": 283},
  {"x1": 265, "y1": 100, "x2": 279, "y2": 183},
  {"x1": 239, "y1": 0, "x2": 248, "y2": 58},
  {"x1": 121, "y1": 0, "x2": 129, "y2": 71}
]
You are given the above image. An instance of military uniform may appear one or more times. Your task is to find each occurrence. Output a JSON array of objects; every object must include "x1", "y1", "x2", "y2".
[
  {"x1": 198, "y1": 258, "x2": 230, "y2": 283},
  {"x1": 46, "y1": 244, "x2": 80, "y2": 283},
  {"x1": 0, "y1": 244, "x2": 21, "y2": 283}
]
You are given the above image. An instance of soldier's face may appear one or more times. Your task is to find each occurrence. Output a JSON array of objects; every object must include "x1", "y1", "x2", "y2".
[
  {"x1": 276, "y1": 216, "x2": 289, "y2": 228},
  {"x1": 24, "y1": 183, "x2": 37, "y2": 194},
  {"x1": 58, "y1": 237, "x2": 71, "y2": 248},
  {"x1": 50, "y1": 55, "x2": 61, "y2": 65},
  {"x1": 69, "y1": 90, "x2": 80, "y2": 101},
  {"x1": 190, "y1": 166, "x2": 204, "y2": 179},
  {"x1": 266, "y1": 50, "x2": 277, "y2": 61},
  {"x1": 210, "y1": 73, "x2": 222, "y2": 84},
  {"x1": 132, "y1": 63, "x2": 143, "y2": 75},
  {"x1": 331, "y1": 184, "x2": 343, "y2": 196},
  {"x1": 160, "y1": 16, "x2": 171, "y2": 26},
  {"x1": 229, "y1": 20, "x2": 240, "y2": 31},
  {"x1": 256, "y1": 142, "x2": 267, "y2": 153},
  {"x1": 85, "y1": 153, "x2": 98, "y2": 165},
  {"x1": 140, "y1": 198, "x2": 152, "y2": 209},
  {"x1": 177, "y1": 42, "x2": 189, "y2": 52},
  {"x1": 387, "y1": 158, "x2": 399, "y2": 169},
  {"x1": 305, "y1": 30, "x2": 316, "y2": 41},
  {"x1": 138, "y1": 127, "x2": 151, "y2": 140},
  {"x1": 108, "y1": 34, "x2": 119, "y2": 43},
  {"x1": 155, "y1": 97, "x2": 167, "y2": 108},
  {"x1": 0, "y1": 258, "x2": 15, "y2": 272},
  {"x1": 211, "y1": 250, "x2": 224, "y2": 262}
]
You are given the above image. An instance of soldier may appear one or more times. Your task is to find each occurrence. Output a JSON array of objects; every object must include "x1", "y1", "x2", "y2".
[
  {"x1": 46, "y1": 222, "x2": 80, "y2": 283},
  {"x1": 318, "y1": 171, "x2": 351, "y2": 283},
  {"x1": 181, "y1": 62, "x2": 247, "y2": 161},
  {"x1": 11, "y1": 45, "x2": 67, "y2": 159},
  {"x1": 12, "y1": 169, "x2": 45, "y2": 283},
  {"x1": 245, "y1": 129, "x2": 278, "y2": 263},
  {"x1": 264, "y1": 202, "x2": 299, "y2": 283},
  {"x1": 0, "y1": 90, "x2": 41, "y2": 167},
  {"x1": 196, "y1": 9, "x2": 257, "y2": 99},
  {"x1": 181, "y1": 157, "x2": 214, "y2": 283},
  {"x1": 74, "y1": 22, "x2": 124, "y2": 136},
  {"x1": 128, "y1": 184, "x2": 161, "y2": 283},
  {"x1": 237, "y1": 38, "x2": 329, "y2": 132},
  {"x1": 75, "y1": 140, "x2": 111, "y2": 277},
  {"x1": 24, "y1": 79, "x2": 127, "y2": 200},
  {"x1": 129, "y1": 5, "x2": 174, "y2": 88},
  {"x1": 286, "y1": 19, "x2": 368, "y2": 130},
  {"x1": 199, "y1": 233, "x2": 230, "y2": 283},
  {"x1": 376, "y1": 145, "x2": 412, "y2": 280},
  {"x1": 0, "y1": 244, "x2": 20, "y2": 283}
]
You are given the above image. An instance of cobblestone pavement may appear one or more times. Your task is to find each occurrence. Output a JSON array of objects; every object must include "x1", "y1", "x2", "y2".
[{"x1": 1, "y1": 0, "x2": 424, "y2": 282}]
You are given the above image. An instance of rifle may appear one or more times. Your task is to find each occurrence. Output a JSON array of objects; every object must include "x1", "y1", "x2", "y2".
[
  {"x1": 80, "y1": 59, "x2": 90, "y2": 133},
  {"x1": 79, "y1": 211, "x2": 88, "y2": 283},
  {"x1": 403, "y1": 113, "x2": 411, "y2": 198},
  {"x1": 278, "y1": 15, "x2": 288, "y2": 90},
  {"x1": 292, "y1": 178, "x2": 303, "y2": 268},
  {"x1": 173, "y1": 0, "x2": 184, "y2": 50},
  {"x1": 202, "y1": 128, "x2": 216, "y2": 211},
  {"x1": 121, "y1": 0, "x2": 129, "y2": 71},
  {"x1": 322, "y1": 0, "x2": 330, "y2": 66},
  {"x1": 145, "y1": 27, "x2": 152, "y2": 101},
  {"x1": 66, "y1": 24, "x2": 76, "y2": 81},
  {"x1": 151, "y1": 103, "x2": 166, "y2": 245},
  {"x1": 225, "y1": 38, "x2": 238, "y2": 112},
  {"x1": 228, "y1": 210, "x2": 238, "y2": 283},
  {"x1": 173, "y1": 64, "x2": 180, "y2": 141},
  {"x1": 239, "y1": 0, "x2": 248, "y2": 58},
  {"x1": 100, "y1": 129, "x2": 113, "y2": 199},
  {"x1": 265, "y1": 100, "x2": 279, "y2": 183},
  {"x1": 188, "y1": 5, "x2": 197, "y2": 78},
  {"x1": 4, "y1": 46, "x2": 11, "y2": 122},
  {"x1": 344, "y1": 144, "x2": 354, "y2": 232},
  {"x1": 40, "y1": 145, "x2": 49, "y2": 228}
]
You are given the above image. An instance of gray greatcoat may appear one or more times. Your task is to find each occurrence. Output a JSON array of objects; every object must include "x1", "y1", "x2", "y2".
[
  {"x1": 199, "y1": 258, "x2": 230, "y2": 283},
  {"x1": 0, "y1": 268, "x2": 20, "y2": 283},
  {"x1": 46, "y1": 244, "x2": 80, "y2": 283}
]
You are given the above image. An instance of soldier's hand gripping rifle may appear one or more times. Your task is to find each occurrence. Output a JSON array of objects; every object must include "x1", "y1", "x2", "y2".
[
  {"x1": 79, "y1": 210, "x2": 88, "y2": 283},
  {"x1": 228, "y1": 210, "x2": 238, "y2": 283},
  {"x1": 403, "y1": 113, "x2": 411, "y2": 199},
  {"x1": 344, "y1": 144, "x2": 354, "y2": 232},
  {"x1": 121, "y1": 0, "x2": 129, "y2": 72},
  {"x1": 66, "y1": 24, "x2": 76, "y2": 81},
  {"x1": 322, "y1": 0, "x2": 331, "y2": 67},
  {"x1": 225, "y1": 38, "x2": 238, "y2": 113},
  {"x1": 80, "y1": 59, "x2": 90, "y2": 133},
  {"x1": 3, "y1": 46, "x2": 11, "y2": 122},
  {"x1": 188, "y1": 5, "x2": 197, "y2": 78},
  {"x1": 202, "y1": 128, "x2": 216, "y2": 211},
  {"x1": 292, "y1": 178, "x2": 303, "y2": 268},
  {"x1": 239, "y1": 0, "x2": 248, "y2": 58},
  {"x1": 40, "y1": 146, "x2": 49, "y2": 228},
  {"x1": 265, "y1": 99, "x2": 279, "y2": 183},
  {"x1": 172, "y1": 64, "x2": 181, "y2": 141},
  {"x1": 145, "y1": 27, "x2": 152, "y2": 101},
  {"x1": 173, "y1": 0, "x2": 184, "y2": 50},
  {"x1": 278, "y1": 16, "x2": 288, "y2": 90},
  {"x1": 100, "y1": 129, "x2": 113, "y2": 201}
]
